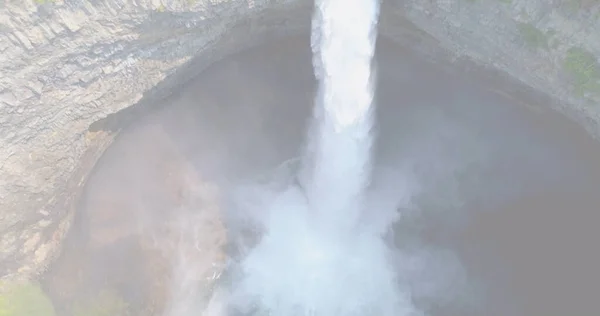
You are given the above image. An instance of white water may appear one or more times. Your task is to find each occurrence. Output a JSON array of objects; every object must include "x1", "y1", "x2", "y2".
[
  {"x1": 302, "y1": 0, "x2": 379, "y2": 232},
  {"x1": 223, "y1": 0, "x2": 419, "y2": 315}
]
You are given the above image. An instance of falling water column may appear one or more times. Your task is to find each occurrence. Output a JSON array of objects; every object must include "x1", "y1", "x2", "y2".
[{"x1": 303, "y1": 0, "x2": 380, "y2": 232}]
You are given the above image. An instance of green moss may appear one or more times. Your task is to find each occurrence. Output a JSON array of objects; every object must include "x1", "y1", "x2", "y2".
[
  {"x1": 517, "y1": 22, "x2": 548, "y2": 50},
  {"x1": 563, "y1": 47, "x2": 600, "y2": 96},
  {"x1": 0, "y1": 282, "x2": 56, "y2": 316},
  {"x1": 70, "y1": 289, "x2": 130, "y2": 316}
]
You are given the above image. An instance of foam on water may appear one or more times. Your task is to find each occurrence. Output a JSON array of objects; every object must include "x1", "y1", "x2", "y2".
[{"x1": 222, "y1": 0, "x2": 419, "y2": 315}]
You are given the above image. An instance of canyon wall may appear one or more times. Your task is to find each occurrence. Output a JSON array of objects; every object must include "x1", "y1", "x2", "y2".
[{"x1": 0, "y1": 0, "x2": 599, "y2": 281}]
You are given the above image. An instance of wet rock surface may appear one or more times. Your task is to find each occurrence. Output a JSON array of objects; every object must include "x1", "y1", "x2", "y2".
[{"x1": 43, "y1": 120, "x2": 227, "y2": 316}]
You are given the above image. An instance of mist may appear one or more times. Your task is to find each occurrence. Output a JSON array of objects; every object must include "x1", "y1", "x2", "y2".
[
  {"x1": 42, "y1": 8, "x2": 600, "y2": 316},
  {"x1": 217, "y1": 0, "x2": 421, "y2": 314}
]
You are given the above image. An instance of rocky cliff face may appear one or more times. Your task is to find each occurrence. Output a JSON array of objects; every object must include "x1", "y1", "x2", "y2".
[
  {"x1": 0, "y1": 0, "x2": 308, "y2": 281},
  {"x1": 0, "y1": 0, "x2": 599, "y2": 281},
  {"x1": 399, "y1": 0, "x2": 600, "y2": 135}
]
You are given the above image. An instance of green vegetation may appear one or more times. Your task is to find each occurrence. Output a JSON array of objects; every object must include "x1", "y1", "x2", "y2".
[
  {"x1": 565, "y1": 0, "x2": 597, "y2": 13},
  {"x1": 34, "y1": 0, "x2": 56, "y2": 4},
  {"x1": 70, "y1": 289, "x2": 130, "y2": 316},
  {"x1": 517, "y1": 22, "x2": 548, "y2": 50},
  {"x1": 0, "y1": 281, "x2": 56, "y2": 316},
  {"x1": 563, "y1": 47, "x2": 600, "y2": 96}
]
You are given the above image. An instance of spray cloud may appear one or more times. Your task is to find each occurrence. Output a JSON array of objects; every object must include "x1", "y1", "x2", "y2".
[{"x1": 225, "y1": 0, "x2": 420, "y2": 315}]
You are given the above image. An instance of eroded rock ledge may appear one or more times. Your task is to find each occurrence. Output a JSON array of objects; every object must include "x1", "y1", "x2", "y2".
[{"x1": 0, "y1": 0, "x2": 599, "y2": 281}]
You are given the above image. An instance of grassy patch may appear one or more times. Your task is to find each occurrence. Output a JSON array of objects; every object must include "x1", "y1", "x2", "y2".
[
  {"x1": 563, "y1": 47, "x2": 600, "y2": 96},
  {"x1": 517, "y1": 22, "x2": 548, "y2": 50},
  {"x1": 0, "y1": 281, "x2": 56, "y2": 316},
  {"x1": 70, "y1": 289, "x2": 130, "y2": 316}
]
